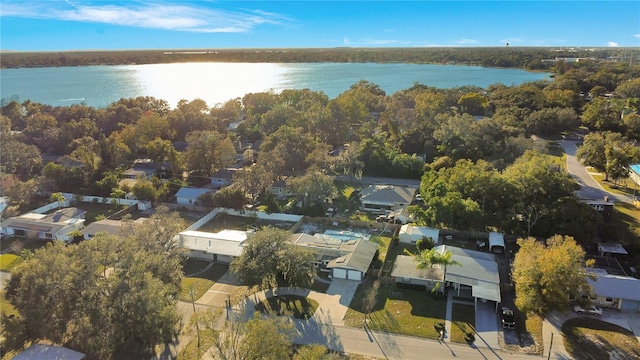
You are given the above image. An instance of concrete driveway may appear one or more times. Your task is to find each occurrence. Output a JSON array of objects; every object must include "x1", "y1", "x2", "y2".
[{"x1": 475, "y1": 300, "x2": 500, "y2": 350}]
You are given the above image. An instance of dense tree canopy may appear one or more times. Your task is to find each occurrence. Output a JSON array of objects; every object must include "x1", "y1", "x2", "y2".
[
  {"x1": 230, "y1": 227, "x2": 315, "y2": 290},
  {"x1": 512, "y1": 235, "x2": 594, "y2": 315},
  {"x1": 4, "y1": 208, "x2": 187, "y2": 358}
]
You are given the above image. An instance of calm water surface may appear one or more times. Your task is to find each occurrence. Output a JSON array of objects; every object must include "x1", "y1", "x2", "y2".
[{"x1": 0, "y1": 62, "x2": 550, "y2": 108}]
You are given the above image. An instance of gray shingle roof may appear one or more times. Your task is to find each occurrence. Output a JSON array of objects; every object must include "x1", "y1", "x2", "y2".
[{"x1": 360, "y1": 184, "x2": 416, "y2": 206}]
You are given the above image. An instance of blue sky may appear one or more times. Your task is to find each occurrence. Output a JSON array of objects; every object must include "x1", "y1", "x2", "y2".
[{"x1": 1, "y1": 1, "x2": 639, "y2": 50}]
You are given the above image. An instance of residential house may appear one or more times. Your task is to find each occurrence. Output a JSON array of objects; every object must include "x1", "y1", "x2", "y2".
[
  {"x1": 1, "y1": 207, "x2": 86, "y2": 242},
  {"x1": 387, "y1": 207, "x2": 411, "y2": 224},
  {"x1": 175, "y1": 187, "x2": 213, "y2": 206},
  {"x1": 210, "y1": 168, "x2": 237, "y2": 189},
  {"x1": 398, "y1": 224, "x2": 440, "y2": 245},
  {"x1": 359, "y1": 184, "x2": 416, "y2": 215},
  {"x1": 179, "y1": 229, "x2": 250, "y2": 263},
  {"x1": 83, "y1": 219, "x2": 125, "y2": 240},
  {"x1": 290, "y1": 233, "x2": 378, "y2": 281},
  {"x1": 123, "y1": 159, "x2": 161, "y2": 180},
  {"x1": 82, "y1": 218, "x2": 146, "y2": 240},
  {"x1": 585, "y1": 197, "x2": 614, "y2": 222},
  {"x1": 391, "y1": 245, "x2": 501, "y2": 307},
  {"x1": 584, "y1": 269, "x2": 640, "y2": 311},
  {"x1": 270, "y1": 180, "x2": 291, "y2": 199}
]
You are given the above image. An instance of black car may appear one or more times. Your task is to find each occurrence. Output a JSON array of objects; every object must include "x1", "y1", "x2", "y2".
[{"x1": 501, "y1": 307, "x2": 515, "y2": 329}]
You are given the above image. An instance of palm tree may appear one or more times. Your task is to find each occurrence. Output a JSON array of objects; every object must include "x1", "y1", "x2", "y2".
[
  {"x1": 50, "y1": 192, "x2": 66, "y2": 209},
  {"x1": 405, "y1": 246, "x2": 460, "y2": 293}
]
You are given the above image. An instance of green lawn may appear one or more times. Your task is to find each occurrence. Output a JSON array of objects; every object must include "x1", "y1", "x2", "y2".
[
  {"x1": 179, "y1": 262, "x2": 228, "y2": 301},
  {"x1": 76, "y1": 202, "x2": 129, "y2": 224},
  {"x1": 343, "y1": 282, "x2": 447, "y2": 339},
  {"x1": 450, "y1": 303, "x2": 475, "y2": 343},
  {"x1": 562, "y1": 317, "x2": 640, "y2": 360},
  {"x1": 176, "y1": 328, "x2": 216, "y2": 360},
  {"x1": 255, "y1": 295, "x2": 319, "y2": 320},
  {"x1": 0, "y1": 253, "x2": 23, "y2": 272},
  {"x1": 369, "y1": 235, "x2": 391, "y2": 269}
]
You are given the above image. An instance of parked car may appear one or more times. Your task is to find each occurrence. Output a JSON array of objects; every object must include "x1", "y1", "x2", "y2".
[
  {"x1": 501, "y1": 307, "x2": 515, "y2": 329},
  {"x1": 325, "y1": 207, "x2": 336, "y2": 217},
  {"x1": 375, "y1": 215, "x2": 388, "y2": 222},
  {"x1": 573, "y1": 304, "x2": 603, "y2": 316}
]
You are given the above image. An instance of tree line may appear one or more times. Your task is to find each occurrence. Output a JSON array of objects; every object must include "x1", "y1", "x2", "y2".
[{"x1": 3, "y1": 47, "x2": 636, "y2": 70}]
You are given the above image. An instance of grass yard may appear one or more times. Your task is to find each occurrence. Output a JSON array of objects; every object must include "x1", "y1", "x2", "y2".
[
  {"x1": 176, "y1": 328, "x2": 216, "y2": 360},
  {"x1": 76, "y1": 202, "x2": 129, "y2": 224},
  {"x1": 179, "y1": 261, "x2": 228, "y2": 301},
  {"x1": 450, "y1": 303, "x2": 475, "y2": 343},
  {"x1": 562, "y1": 317, "x2": 640, "y2": 360},
  {"x1": 255, "y1": 295, "x2": 319, "y2": 320},
  {"x1": 196, "y1": 213, "x2": 297, "y2": 233},
  {"x1": 343, "y1": 282, "x2": 447, "y2": 339},
  {"x1": 0, "y1": 253, "x2": 23, "y2": 272}
]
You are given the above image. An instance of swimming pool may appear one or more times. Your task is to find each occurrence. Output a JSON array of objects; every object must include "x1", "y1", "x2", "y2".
[{"x1": 323, "y1": 229, "x2": 371, "y2": 242}]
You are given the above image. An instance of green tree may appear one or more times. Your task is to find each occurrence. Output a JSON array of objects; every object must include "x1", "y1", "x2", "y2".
[
  {"x1": 5, "y1": 225, "x2": 184, "y2": 358},
  {"x1": 132, "y1": 177, "x2": 157, "y2": 201},
  {"x1": 185, "y1": 130, "x2": 236, "y2": 178},
  {"x1": 49, "y1": 192, "x2": 66, "y2": 208},
  {"x1": 199, "y1": 312, "x2": 295, "y2": 360},
  {"x1": 233, "y1": 165, "x2": 274, "y2": 205},
  {"x1": 230, "y1": 227, "x2": 315, "y2": 290},
  {"x1": 405, "y1": 247, "x2": 460, "y2": 293},
  {"x1": 0, "y1": 139, "x2": 42, "y2": 180},
  {"x1": 287, "y1": 169, "x2": 338, "y2": 207},
  {"x1": 512, "y1": 235, "x2": 594, "y2": 315}
]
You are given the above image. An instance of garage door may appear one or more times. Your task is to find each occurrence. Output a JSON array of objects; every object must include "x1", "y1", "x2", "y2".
[
  {"x1": 347, "y1": 270, "x2": 362, "y2": 281},
  {"x1": 332, "y1": 268, "x2": 347, "y2": 279}
]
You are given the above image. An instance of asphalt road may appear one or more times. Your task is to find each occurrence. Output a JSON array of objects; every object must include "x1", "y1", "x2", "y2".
[{"x1": 560, "y1": 139, "x2": 632, "y2": 204}]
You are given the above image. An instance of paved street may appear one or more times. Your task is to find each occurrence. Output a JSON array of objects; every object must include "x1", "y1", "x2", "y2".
[{"x1": 560, "y1": 139, "x2": 632, "y2": 204}]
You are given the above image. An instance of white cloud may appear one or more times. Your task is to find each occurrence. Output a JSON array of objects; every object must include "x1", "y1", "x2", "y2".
[
  {"x1": 0, "y1": 1, "x2": 288, "y2": 33},
  {"x1": 634, "y1": 34, "x2": 640, "y2": 39},
  {"x1": 455, "y1": 38, "x2": 479, "y2": 45},
  {"x1": 607, "y1": 41, "x2": 620, "y2": 47},
  {"x1": 343, "y1": 37, "x2": 351, "y2": 45}
]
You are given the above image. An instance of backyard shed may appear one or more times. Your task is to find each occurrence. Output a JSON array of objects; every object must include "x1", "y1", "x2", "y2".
[{"x1": 489, "y1": 232, "x2": 505, "y2": 253}]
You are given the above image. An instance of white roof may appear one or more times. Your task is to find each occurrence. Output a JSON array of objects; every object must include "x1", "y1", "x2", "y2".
[
  {"x1": 175, "y1": 187, "x2": 211, "y2": 199},
  {"x1": 441, "y1": 245, "x2": 501, "y2": 302},
  {"x1": 179, "y1": 230, "x2": 248, "y2": 257},
  {"x1": 597, "y1": 243, "x2": 628, "y2": 255},
  {"x1": 588, "y1": 272, "x2": 640, "y2": 301},
  {"x1": 400, "y1": 225, "x2": 439, "y2": 240}
]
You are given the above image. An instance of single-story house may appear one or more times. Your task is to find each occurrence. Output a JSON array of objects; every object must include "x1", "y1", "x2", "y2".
[
  {"x1": 270, "y1": 180, "x2": 291, "y2": 198},
  {"x1": 13, "y1": 344, "x2": 85, "y2": 360},
  {"x1": 210, "y1": 169, "x2": 237, "y2": 189},
  {"x1": 179, "y1": 229, "x2": 250, "y2": 263},
  {"x1": 291, "y1": 233, "x2": 378, "y2": 281},
  {"x1": 398, "y1": 224, "x2": 440, "y2": 245},
  {"x1": 585, "y1": 197, "x2": 614, "y2": 222},
  {"x1": 83, "y1": 219, "x2": 125, "y2": 240},
  {"x1": 175, "y1": 187, "x2": 212, "y2": 206},
  {"x1": 123, "y1": 159, "x2": 161, "y2": 180},
  {"x1": 359, "y1": 184, "x2": 416, "y2": 215},
  {"x1": 1, "y1": 207, "x2": 86, "y2": 242},
  {"x1": 585, "y1": 269, "x2": 640, "y2": 311},
  {"x1": 82, "y1": 218, "x2": 147, "y2": 240},
  {"x1": 489, "y1": 232, "x2": 505, "y2": 253},
  {"x1": 391, "y1": 245, "x2": 501, "y2": 307}
]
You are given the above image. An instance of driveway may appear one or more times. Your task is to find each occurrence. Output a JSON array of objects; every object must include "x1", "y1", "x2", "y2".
[
  {"x1": 475, "y1": 300, "x2": 500, "y2": 351},
  {"x1": 560, "y1": 140, "x2": 632, "y2": 203}
]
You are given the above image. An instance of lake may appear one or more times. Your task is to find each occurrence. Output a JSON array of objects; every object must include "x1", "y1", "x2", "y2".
[{"x1": 0, "y1": 62, "x2": 550, "y2": 108}]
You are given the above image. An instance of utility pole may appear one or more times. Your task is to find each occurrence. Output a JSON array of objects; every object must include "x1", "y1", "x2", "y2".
[
  {"x1": 190, "y1": 287, "x2": 201, "y2": 356},
  {"x1": 547, "y1": 332, "x2": 554, "y2": 360}
]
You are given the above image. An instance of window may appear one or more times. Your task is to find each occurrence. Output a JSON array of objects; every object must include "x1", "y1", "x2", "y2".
[
  {"x1": 14, "y1": 229, "x2": 26, "y2": 237},
  {"x1": 44, "y1": 233, "x2": 53, "y2": 239},
  {"x1": 605, "y1": 297, "x2": 613, "y2": 302}
]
